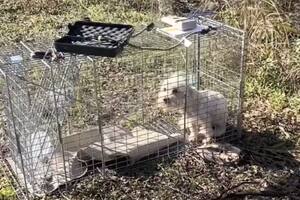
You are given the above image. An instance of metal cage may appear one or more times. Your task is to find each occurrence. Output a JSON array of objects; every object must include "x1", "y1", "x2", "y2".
[{"x1": 0, "y1": 16, "x2": 245, "y2": 199}]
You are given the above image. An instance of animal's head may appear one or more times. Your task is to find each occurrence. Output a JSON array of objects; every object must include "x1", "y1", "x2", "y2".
[
  {"x1": 157, "y1": 72, "x2": 190, "y2": 110},
  {"x1": 161, "y1": 85, "x2": 186, "y2": 108}
]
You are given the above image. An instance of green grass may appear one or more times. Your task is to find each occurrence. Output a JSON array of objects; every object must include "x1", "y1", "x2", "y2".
[
  {"x1": 0, "y1": 0, "x2": 299, "y2": 199},
  {"x1": 2, "y1": 0, "x2": 297, "y2": 114},
  {"x1": 0, "y1": 0, "x2": 156, "y2": 45},
  {"x1": 0, "y1": 168, "x2": 16, "y2": 199},
  {"x1": 0, "y1": 186, "x2": 16, "y2": 200},
  {"x1": 245, "y1": 77, "x2": 300, "y2": 113},
  {"x1": 213, "y1": 0, "x2": 300, "y2": 117}
]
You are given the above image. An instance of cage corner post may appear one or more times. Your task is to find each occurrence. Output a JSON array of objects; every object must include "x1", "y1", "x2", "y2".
[
  {"x1": 4, "y1": 74, "x2": 30, "y2": 200},
  {"x1": 237, "y1": 31, "x2": 247, "y2": 137},
  {"x1": 183, "y1": 46, "x2": 189, "y2": 147},
  {"x1": 89, "y1": 56, "x2": 106, "y2": 175},
  {"x1": 48, "y1": 60, "x2": 69, "y2": 189},
  {"x1": 196, "y1": 33, "x2": 201, "y2": 90}
]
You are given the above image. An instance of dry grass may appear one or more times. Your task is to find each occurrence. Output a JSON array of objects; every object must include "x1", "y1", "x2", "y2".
[
  {"x1": 215, "y1": 0, "x2": 299, "y2": 95},
  {"x1": 0, "y1": 0, "x2": 299, "y2": 199}
]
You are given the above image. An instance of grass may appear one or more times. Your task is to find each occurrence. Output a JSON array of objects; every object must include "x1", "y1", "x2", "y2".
[
  {"x1": 215, "y1": 0, "x2": 300, "y2": 110},
  {"x1": 0, "y1": 167, "x2": 16, "y2": 199},
  {"x1": 0, "y1": 0, "x2": 155, "y2": 45},
  {"x1": 0, "y1": 0, "x2": 299, "y2": 199}
]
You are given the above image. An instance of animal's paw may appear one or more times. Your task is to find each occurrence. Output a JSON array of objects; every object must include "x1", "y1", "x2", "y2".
[{"x1": 202, "y1": 137, "x2": 212, "y2": 145}]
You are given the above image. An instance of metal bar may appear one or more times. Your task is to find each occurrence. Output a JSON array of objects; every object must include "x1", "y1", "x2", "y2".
[
  {"x1": 5, "y1": 75, "x2": 30, "y2": 199},
  {"x1": 183, "y1": 48, "x2": 189, "y2": 143},
  {"x1": 198, "y1": 16, "x2": 245, "y2": 36},
  {"x1": 49, "y1": 59, "x2": 68, "y2": 185},
  {"x1": 141, "y1": 46, "x2": 145, "y2": 124},
  {"x1": 18, "y1": 46, "x2": 75, "y2": 180},
  {"x1": 89, "y1": 57, "x2": 106, "y2": 174},
  {"x1": 237, "y1": 32, "x2": 247, "y2": 136},
  {"x1": 200, "y1": 72, "x2": 239, "y2": 89},
  {"x1": 197, "y1": 34, "x2": 201, "y2": 90},
  {"x1": 19, "y1": 42, "x2": 50, "y2": 118},
  {"x1": 20, "y1": 42, "x2": 74, "y2": 119},
  {"x1": 0, "y1": 159, "x2": 28, "y2": 200},
  {"x1": 0, "y1": 56, "x2": 7, "y2": 77}
]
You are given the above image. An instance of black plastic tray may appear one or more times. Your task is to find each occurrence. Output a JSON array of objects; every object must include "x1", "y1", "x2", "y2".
[{"x1": 54, "y1": 21, "x2": 134, "y2": 57}]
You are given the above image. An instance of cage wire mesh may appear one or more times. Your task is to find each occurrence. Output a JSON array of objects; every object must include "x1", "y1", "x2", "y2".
[{"x1": 0, "y1": 16, "x2": 245, "y2": 199}]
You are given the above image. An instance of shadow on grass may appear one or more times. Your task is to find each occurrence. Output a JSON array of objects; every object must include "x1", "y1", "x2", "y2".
[
  {"x1": 225, "y1": 128, "x2": 299, "y2": 170},
  {"x1": 51, "y1": 125, "x2": 300, "y2": 200},
  {"x1": 215, "y1": 127, "x2": 300, "y2": 199},
  {"x1": 108, "y1": 142, "x2": 184, "y2": 178},
  {"x1": 222, "y1": 171, "x2": 300, "y2": 199},
  {"x1": 116, "y1": 125, "x2": 299, "y2": 178}
]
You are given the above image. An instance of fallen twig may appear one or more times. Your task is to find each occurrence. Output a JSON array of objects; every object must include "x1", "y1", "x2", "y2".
[
  {"x1": 213, "y1": 181, "x2": 259, "y2": 200},
  {"x1": 165, "y1": 184, "x2": 191, "y2": 198},
  {"x1": 223, "y1": 191, "x2": 295, "y2": 199}
]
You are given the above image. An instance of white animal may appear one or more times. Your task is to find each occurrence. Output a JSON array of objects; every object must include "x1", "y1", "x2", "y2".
[
  {"x1": 43, "y1": 87, "x2": 75, "y2": 121},
  {"x1": 157, "y1": 72, "x2": 228, "y2": 143}
]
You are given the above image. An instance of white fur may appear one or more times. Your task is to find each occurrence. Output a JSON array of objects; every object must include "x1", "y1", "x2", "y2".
[{"x1": 157, "y1": 72, "x2": 228, "y2": 143}]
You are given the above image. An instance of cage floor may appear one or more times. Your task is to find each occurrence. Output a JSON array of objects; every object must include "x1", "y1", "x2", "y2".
[{"x1": 7, "y1": 123, "x2": 185, "y2": 195}]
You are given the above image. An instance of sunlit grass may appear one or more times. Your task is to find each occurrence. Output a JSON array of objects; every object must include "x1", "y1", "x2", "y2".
[{"x1": 0, "y1": 1, "x2": 299, "y2": 199}]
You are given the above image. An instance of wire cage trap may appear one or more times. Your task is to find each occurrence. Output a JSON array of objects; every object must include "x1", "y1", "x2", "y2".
[{"x1": 0, "y1": 16, "x2": 246, "y2": 199}]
